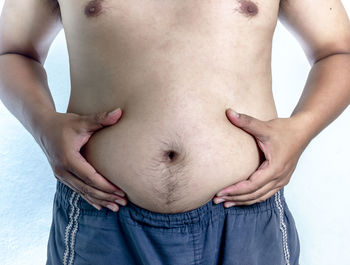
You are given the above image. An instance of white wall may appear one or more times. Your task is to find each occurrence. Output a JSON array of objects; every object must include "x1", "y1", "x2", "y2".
[{"x1": 0, "y1": 1, "x2": 349, "y2": 264}]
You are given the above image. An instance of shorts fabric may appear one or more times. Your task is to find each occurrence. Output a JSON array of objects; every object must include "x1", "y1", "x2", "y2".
[{"x1": 46, "y1": 180, "x2": 300, "y2": 265}]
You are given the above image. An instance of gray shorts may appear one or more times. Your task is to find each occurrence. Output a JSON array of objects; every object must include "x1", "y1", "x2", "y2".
[{"x1": 46, "y1": 180, "x2": 300, "y2": 265}]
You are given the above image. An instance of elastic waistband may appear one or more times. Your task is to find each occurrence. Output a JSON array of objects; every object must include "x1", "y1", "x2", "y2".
[{"x1": 55, "y1": 180, "x2": 285, "y2": 228}]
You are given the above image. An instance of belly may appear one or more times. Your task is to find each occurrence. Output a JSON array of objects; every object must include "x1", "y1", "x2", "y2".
[{"x1": 78, "y1": 87, "x2": 265, "y2": 213}]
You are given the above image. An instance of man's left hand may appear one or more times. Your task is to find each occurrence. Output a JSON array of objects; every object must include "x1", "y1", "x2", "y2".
[{"x1": 213, "y1": 108, "x2": 310, "y2": 207}]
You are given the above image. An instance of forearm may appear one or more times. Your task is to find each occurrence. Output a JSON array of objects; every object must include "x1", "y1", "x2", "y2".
[
  {"x1": 0, "y1": 53, "x2": 56, "y2": 138},
  {"x1": 290, "y1": 53, "x2": 350, "y2": 144}
]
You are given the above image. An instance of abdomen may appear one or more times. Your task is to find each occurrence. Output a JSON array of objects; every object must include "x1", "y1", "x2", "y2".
[{"x1": 81, "y1": 91, "x2": 264, "y2": 213}]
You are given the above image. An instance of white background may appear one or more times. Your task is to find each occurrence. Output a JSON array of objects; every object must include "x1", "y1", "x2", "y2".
[{"x1": 0, "y1": 1, "x2": 349, "y2": 264}]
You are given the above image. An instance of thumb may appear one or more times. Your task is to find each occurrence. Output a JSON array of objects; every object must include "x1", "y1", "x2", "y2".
[
  {"x1": 85, "y1": 107, "x2": 122, "y2": 131},
  {"x1": 226, "y1": 108, "x2": 267, "y2": 140}
]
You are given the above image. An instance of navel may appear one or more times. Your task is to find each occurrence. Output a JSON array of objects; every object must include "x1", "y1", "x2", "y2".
[
  {"x1": 238, "y1": 0, "x2": 259, "y2": 17},
  {"x1": 84, "y1": 0, "x2": 103, "y2": 17},
  {"x1": 164, "y1": 150, "x2": 179, "y2": 162}
]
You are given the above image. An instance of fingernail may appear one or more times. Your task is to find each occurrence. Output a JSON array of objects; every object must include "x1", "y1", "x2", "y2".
[
  {"x1": 106, "y1": 204, "x2": 119, "y2": 212},
  {"x1": 217, "y1": 192, "x2": 227, "y2": 196},
  {"x1": 115, "y1": 199, "x2": 127, "y2": 206},
  {"x1": 224, "y1": 202, "x2": 236, "y2": 208},
  {"x1": 214, "y1": 198, "x2": 225, "y2": 204},
  {"x1": 228, "y1": 109, "x2": 239, "y2": 118},
  {"x1": 92, "y1": 203, "x2": 101, "y2": 210},
  {"x1": 107, "y1": 108, "x2": 121, "y2": 117},
  {"x1": 114, "y1": 190, "x2": 125, "y2": 196}
]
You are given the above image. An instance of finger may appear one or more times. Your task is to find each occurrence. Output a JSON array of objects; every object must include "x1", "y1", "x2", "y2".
[
  {"x1": 84, "y1": 192, "x2": 124, "y2": 212},
  {"x1": 81, "y1": 190, "x2": 122, "y2": 212},
  {"x1": 216, "y1": 159, "x2": 272, "y2": 197},
  {"x1": 75, "y1": 189, "x2": 103, "y2": 210},
  {"x1": 68, "y1": 172, "x2": 127, "y2": 205},
  {"x1": 226, "y1": 109, "x2": 269, "y2": 141},
  {"x1": 83, "y1": 108, "x2": 123, "y2": 132},
  {"x1": 224, "y1": 187, "x2": 281, "y2": 207},
  {"x1": 84, "y1": 194, "x2": 121, "y2": 212},
  {"x1": 82, "y1": 194, "x2": 102, "y2": 211},
  {"x1": 62, "y1": 170, "x2": 127, "y2": 209},
  {"x1": 68, "y1": 151, "x2": 126, "y2": 196},
  {"x1": 219, "y1": 180, "x2": 278, "y2": 202},
  {"x1": 54, "y1": 173, "x2": 102, "y2": 210}
]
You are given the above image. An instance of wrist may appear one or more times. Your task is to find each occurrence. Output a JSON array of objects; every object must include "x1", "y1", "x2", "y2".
[
  {"x1": 30, "y1": 108, "x2": 58, "y2": 142},
  {"x1": 288, "y1": 111, "x2": 316, "y2": 149}
]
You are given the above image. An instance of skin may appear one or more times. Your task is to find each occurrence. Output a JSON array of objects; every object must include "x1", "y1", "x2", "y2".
[
  {"x1": 0, "y1": 0, "x2": 350, "y2": 212},
  {"x1": 214, "y1": 110, "x2": 310, "y2": 206},
  {"x1": 214, "y1": 1, "x2": 350, "y2": 207},
  {"x1": 84, "y1": 0, "x2": 103, "y2": 17},
  {"x1": 237, "y1": 0, "x2": 259, "y2": 17}
]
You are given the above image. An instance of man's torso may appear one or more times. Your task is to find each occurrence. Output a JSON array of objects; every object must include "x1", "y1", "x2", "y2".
[{"x1": 57, "y1": 0, "x2": 281, "y2": 213}]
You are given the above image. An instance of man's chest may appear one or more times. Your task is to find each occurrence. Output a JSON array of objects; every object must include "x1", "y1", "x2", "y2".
[{"x1": 57, "y1": 0, "x2": 281, "y2": 40}]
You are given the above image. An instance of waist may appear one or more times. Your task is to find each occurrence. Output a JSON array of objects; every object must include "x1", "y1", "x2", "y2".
[
  {"x1": 73, "y1": 92, "x2": 276, "y2": 213},
  {"x1": 54, "y1": 180, "x2": 286, "y2": 224}
]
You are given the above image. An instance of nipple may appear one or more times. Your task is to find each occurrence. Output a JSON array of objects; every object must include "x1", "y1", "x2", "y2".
[
  {"x1": 238, "y1": 0, "x2": 259, "y2": 17},
  {"x1": 84, "y1": 0, "x2": 103, "y2": 17}
]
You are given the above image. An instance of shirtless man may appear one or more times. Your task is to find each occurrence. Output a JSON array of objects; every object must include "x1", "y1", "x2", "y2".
[{"x1": 1, "y1": 0, "x2": 350, "y2": 264}]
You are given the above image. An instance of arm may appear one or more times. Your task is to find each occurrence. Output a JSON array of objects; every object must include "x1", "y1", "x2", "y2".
[
  {"x1": 0, "y1": 0, "x2": 62, "y2": 137},
  {"x1": 281, "y1": 0, "x2": 350, "y2": 143},
  {"x1": 0, "y1": 0, "x2": 127, "y2": 211},
  {"x1": 214, "y1": 0, "x2": 350, "y2": 206}
]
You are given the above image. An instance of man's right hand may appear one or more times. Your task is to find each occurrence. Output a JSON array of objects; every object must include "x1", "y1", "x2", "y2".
[{"x1": 36, "y1": 107, "x2": 127, "y2": 212}]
